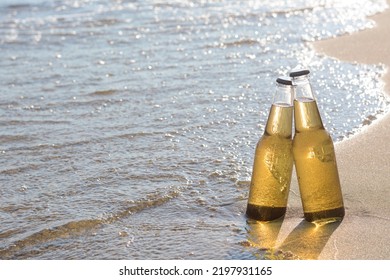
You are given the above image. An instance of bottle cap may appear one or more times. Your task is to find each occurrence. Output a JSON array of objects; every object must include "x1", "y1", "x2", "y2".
[
  {"x1": 289, "y1": 68, "x2": 310, "y2": 77},
  {"x1": 276, "y1": 76, "x2": 293, "y2": 86}
]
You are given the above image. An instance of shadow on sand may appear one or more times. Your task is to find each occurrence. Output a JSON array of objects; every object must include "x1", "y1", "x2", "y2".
[{"x1": 246, "y1": 218, "x2": 341, "y2": 259}]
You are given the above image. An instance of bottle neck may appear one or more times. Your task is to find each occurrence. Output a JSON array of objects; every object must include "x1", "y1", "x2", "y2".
[
  {"x1": 265, "y1": 83, "x2": 293, "y2": 138},
  {"x1": 291, "y1": 75, "x2": 324, "y2": 131},
  {"x1": 294, "y1": 98, "x2": 324, "y2": 131},
  {"x1": 265, "y1": 104, "x2": 293, "y2": 138},
  {"x1": 293, "y1": 76, "x2": 315, "y2": 101},
  {"x1": 273, "y1": 83, "x2": 294, "y2": 106}
]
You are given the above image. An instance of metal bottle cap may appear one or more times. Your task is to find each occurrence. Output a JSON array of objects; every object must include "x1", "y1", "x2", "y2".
[
  {"x1": 276, "y1": 76, "x2": 293, "y2": 86},
  {"x1": 289, "y1": 68, "x2": 310, "y2": 78}
]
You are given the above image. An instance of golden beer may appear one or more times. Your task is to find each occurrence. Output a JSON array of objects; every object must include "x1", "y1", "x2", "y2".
[
  {"x1": 246, "y1": 77, "x2": 294, "y2": 221},
  {"x1": 291, "y1": 69, "x2": 345, "y2": 223}
]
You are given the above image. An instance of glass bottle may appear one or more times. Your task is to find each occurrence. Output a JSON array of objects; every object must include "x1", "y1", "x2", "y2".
[
  {"x1": 290, "y1": 68, "x2": 345, "y2": 224},
  {"x1": 246, "y1": 77, "x2": 294, "y2": 221}
]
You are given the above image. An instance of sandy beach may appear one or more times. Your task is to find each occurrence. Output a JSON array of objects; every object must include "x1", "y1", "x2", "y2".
[{"x1": 262, "y1": 1, "x2": 390, "y2": 259}]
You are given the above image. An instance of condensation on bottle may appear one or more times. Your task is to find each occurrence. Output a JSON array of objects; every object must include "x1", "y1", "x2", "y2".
[
  {"x1": 246, "y1": 77, "x2": 294, "y2": 221},
  {"x1": 290, "y1": 67, "x2": 345, "y2": 224}
]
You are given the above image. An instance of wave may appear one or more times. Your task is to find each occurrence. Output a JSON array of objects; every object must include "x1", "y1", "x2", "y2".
[
  {"x1": 0, "y1": 0, "x2": 47, "y2": 9},
  {"x1": 0, "y1": 134, "x2": 35, "y2": 143},
  {"x1": 0, "y1": 163, "x2": 41, "y2": 175},
  {"x1": 0, "y1": 120, "x2": 70, "y2": 127},
  {"x1": 1, "y1": 129, "x2": 162, "y2": 153},
  {"x1": 89, "y1": 89, "x2": 119, "y2": 96},
  {"x1": 0, "y1": 188, "x2": 180, "y2": 259},
  {"x1": 220, "y1": 38, "x2": 262, "y2": 48}
]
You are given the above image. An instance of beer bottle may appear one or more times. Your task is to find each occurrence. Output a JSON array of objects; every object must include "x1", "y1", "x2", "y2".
[
  {"x1": 246, "y1": 77, "x2": 294, "y2": 221},
  {"x1": 290, "y1": 68, "x2": 345, "y2": 224}
]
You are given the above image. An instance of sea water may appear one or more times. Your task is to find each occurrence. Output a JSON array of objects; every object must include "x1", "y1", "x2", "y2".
[{"x1": 0, "y1": 0, "x2": 389, "y2": 259}]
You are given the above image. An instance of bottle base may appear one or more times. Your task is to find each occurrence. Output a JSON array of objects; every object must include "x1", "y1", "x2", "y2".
[
  {"x1": 304, "y1": 206, "x2": 345, "y2": 224},
  {"x1": 246, "y1": 204, "x2": 286, "y2": 221}
]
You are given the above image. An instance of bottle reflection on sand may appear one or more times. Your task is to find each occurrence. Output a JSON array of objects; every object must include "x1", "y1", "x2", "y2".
[
  {"x1": 245, "y1": 218, "x2": 291, "y2": 259},
  {"x1": 245, "y1": 218, "x2": 341, "y2": 259},
  {"x1": 276, "y1": 220, "x2": 341, "y2": 259}
]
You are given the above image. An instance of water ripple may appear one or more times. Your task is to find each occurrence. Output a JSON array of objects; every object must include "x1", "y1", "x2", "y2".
[{"x1": 0, "y1": 188, "x2": 180, "y2": 259}]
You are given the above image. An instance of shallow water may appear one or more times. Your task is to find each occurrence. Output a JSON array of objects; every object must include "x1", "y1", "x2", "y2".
[{"x1": 0, "y1": 0, "x2": 389, "y2": 259}]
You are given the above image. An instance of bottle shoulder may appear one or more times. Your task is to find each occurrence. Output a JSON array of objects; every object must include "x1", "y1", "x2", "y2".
[
  {"x1": 293, "y1": 128, "x2": 333, "y2": 144},
  {"x1": 259, "y1": 132, "x2": 292, "y2": 143},
  {"x1": 294, "y1": 127, "x2": 330, "y2": 136}
]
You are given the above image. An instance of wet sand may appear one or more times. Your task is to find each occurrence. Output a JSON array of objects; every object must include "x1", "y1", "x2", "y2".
[{"x1": 260, "y1": 1, "x2": 390, "y2": 259}]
